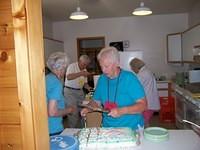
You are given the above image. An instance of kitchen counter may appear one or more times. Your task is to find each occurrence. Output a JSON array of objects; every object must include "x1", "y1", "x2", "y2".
[
  {"x1": 174, "y1": 84, "x2": 200, "y2": 130},
  {"x1": 61, "y1": 128, "x2": 200, "y2": 150},
  {"x1": 175, "y1": 84, "x2": 200, "y2": 108}
]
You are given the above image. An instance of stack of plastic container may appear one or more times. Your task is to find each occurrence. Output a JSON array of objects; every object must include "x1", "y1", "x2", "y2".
[{"x1": 159, "y1": 96, "x2": 175, "y2": 123}]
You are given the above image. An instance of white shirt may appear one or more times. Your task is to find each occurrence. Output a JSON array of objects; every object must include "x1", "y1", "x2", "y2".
[
  {"x1": 65, "y1": 62, "x2": 88, "y2": 89},
  {"x1": 137, "y1": 66, "x2": 160, "y2": 110}
]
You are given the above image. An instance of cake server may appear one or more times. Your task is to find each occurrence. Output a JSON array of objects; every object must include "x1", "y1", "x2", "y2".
[{"x1": 78, "y1": 103, "x2": 110, "y2": 113}]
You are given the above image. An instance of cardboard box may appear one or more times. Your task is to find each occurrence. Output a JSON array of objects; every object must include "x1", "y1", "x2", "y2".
[{"x1": 86, "y1": 112, "x2": 102, "y2": 127}]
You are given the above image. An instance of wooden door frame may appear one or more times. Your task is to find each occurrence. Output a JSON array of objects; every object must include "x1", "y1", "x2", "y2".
[
  {"x1": 76, "y1": 36, "x2": 105, "y2": 59},
  {"x1": 11, "y1": 0, "x2": 49, "y2": 149}
]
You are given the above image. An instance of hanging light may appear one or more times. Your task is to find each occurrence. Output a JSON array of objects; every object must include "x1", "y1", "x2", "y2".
[
  {"x1": 69, "y1": 0, "x2": 88, "y2": 20},
  {"x1": 132, "y1": 2, "x2": 152, "y2": 16}
]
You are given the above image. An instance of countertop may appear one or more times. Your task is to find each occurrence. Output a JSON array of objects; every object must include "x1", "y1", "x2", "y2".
[
  {"x1": 61, "y1": 128, "x2": 200, "y2": 150},
  {"x1": 156, "y1": 80, "x2": 172, "y2": 83},
  {"x1": 175, "y1": 84, "x2": 200, "y2": 108}
]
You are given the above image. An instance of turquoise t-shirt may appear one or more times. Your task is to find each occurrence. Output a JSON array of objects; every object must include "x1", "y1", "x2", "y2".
[
  {"x1": 93, "y1": 69, "x2": 145, "y2": 130},
  {"x1": 46, "y1": 73, "x2": 65, "y2": 134}
]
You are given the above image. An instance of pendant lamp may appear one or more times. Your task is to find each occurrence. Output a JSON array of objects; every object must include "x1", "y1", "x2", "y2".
[
  {"x1": 132, "y1": 2, "x2": 152, "y2": 16},
  {"x1": 69, "y1": 0, "x2": 88, "y2": 20}
]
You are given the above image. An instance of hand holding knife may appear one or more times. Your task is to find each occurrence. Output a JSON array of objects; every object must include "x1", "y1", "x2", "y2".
[{"x1": 79, "y1": 103, "x2": 110, "y2": 113}]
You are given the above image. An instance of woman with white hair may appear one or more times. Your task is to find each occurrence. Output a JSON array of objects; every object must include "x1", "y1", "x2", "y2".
[
  {"x1": 81, "y1": 47, "x2": 147, "y2": 130},
  {"x1": 46, "y1": 52, "x2": 75, "y2": 136}
]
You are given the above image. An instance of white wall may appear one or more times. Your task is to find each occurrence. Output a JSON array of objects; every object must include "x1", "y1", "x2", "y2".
[
  {"x1": 42, "y1": 16, "x2": 64, "y2": 63},
  {"x1": 52, "y1": 13, "x2": 188, "y2": 78},
  {"x1": 43, "y1": 38, "x2": 64, "y2": 61},
  {"x1": 188, "y1": 1, "x2": 200, "y2": 27},
  {"x1": 42, "y1": 15, "x2": 53, "y2": 37}
]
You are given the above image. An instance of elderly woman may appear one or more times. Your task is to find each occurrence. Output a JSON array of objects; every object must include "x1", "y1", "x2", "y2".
[
  {"x1": 129, "y1": 58, "x2": 160, "y2": 127},
  {"x1": 46, "y1": 52, "x2": 75, "y2": 136},
  {"x1": 81, "y1": 47, "x2": 147, "y2": 130}
]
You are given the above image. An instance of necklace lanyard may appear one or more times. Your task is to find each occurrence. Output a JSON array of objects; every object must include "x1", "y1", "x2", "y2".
[{"x1": 107, "y1": 70, "x2": 121, "y2": 103}]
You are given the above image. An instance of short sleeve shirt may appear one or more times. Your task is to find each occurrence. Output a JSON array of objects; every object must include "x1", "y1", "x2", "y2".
[
  {"x1": 64, "y1": 62, "x2": 88, "y2": 89},
  {"x1": 93, "y1": 69, "x2": 145, "y2": 130},
  {"x1": 46, "y1": 73, "x2": 65, "y2": 134}
]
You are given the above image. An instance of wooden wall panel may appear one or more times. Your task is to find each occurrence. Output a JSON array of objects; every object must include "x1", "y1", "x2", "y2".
[
  {"x1": 0, "y1": 0, "x2": 15, "y2": 49},
  {"x1": 0, "y1": 111, "x2": 20, "y2": 124},
  {"x1": 0, "y1": 49, "x2": 17, "y2": 87},
  {"x1": 0, "y1": 0, "x2": 13, "y2": 23},
  {"x1": 0, "y1": 125, "x2": 22, "y2": 150},
  {"x1": 0, "y1": 88, "x2": 19, "y2": 110}
]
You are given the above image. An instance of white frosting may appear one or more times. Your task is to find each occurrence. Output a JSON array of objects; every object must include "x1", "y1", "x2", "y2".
[{"x1": 78, "y1": 127, "x2": 139, "y2": 150}]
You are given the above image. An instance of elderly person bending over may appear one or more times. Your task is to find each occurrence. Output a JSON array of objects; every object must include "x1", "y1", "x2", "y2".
[
  {"x1": 46, "y1": 52, "x2": 75, "y2": 136},
  {"x1": 81, "y1": 47, "x2": 147, "y2": 130},
  {"x1": 130, "y1": 58, "x2": 160, "y2": 127}
]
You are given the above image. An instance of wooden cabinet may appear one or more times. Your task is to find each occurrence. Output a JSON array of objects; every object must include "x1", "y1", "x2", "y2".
[
  {"x1": 166, "y1": 24, "x2": 200, "y2": 64},
  {"x1": 167, "y1": 33, "x2": 182, "y2": 63},
  {"x1": 182, "y1": 24, "x2": 200, "y2": 63},
  {"x1": 0, "y1": 0, "x2": 49, "y2": 149}
]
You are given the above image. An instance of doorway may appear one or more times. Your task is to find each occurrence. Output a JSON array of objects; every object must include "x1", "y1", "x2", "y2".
[
  {"x1": 77, "y1": 36, "x2": 105, "y2": 87},
  {"x1": 77, "y1": 36, "x2": 105, "y2": 74}
]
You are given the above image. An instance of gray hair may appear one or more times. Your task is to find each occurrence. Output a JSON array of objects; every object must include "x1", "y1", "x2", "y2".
[
  {"x1": 46, "y1": 52, "x2": 70, "y2": 72},
  {"x1": 97, "y1": 46, "x2": 120, "y2": 64},
  {"x1": 79, "y1": 55, "x2": 91, "y2": 64},
  {"x1": 129, "y1": 58, "x2": 145, "y2": 70}
]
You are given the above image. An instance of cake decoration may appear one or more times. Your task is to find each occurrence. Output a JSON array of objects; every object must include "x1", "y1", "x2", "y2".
[{"x1": 78, "y1": 127, "x2": 139, "y2": 150}]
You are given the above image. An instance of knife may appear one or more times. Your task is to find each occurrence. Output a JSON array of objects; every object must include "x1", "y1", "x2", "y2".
[{"x1": 78, "y1": 103, "x2": 110, "y2": 113}]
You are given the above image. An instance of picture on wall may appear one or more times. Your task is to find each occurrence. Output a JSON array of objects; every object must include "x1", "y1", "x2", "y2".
[{"x1": 109, "y1": 41, "x2": 124, "y2": 51}]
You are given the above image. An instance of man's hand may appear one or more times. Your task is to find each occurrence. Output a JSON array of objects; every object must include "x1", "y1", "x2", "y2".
[
  {"x1": 80, "y1": 70, "x2": 91, "y2": 77},
  {"x1": 80, "y1": 108, "x2": 90, "y2": 117},
  {"x1": 108, "y1": 108, "x2": 123, "y2": 118},
  {"x1": 66, "y1": 106, "x2": 76, "y2": 114}
]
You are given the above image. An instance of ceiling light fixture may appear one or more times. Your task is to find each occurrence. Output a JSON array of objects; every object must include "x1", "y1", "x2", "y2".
[
  {"x1": 69, "y1": 0, "x2": 88, "y2": 20},
  {"x1": 132, "y1": 2, "x2": 152, "y2": 16}
]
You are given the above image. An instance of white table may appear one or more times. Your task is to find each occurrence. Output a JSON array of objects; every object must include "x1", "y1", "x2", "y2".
[{"x1": 61, "y1": 129, "x2": 200, "y2": 150}]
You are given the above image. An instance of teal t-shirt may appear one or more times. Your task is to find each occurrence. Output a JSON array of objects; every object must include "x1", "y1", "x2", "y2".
[
  {"x1": 93, "y1": 69, "x2": 145, "y2": 130},
  {"x1": 46, "y1": 73, "x2": 65, "y2": 134}
]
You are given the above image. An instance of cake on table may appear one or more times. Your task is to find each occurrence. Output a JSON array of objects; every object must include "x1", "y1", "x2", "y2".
[{"x1": 78, "y1": 127, "x2": 139, "y2": 150}]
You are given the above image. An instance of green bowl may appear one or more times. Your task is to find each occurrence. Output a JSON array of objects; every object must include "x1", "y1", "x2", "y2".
[{"x1": 144, "y1": 127, "x2": 169, "y2": 142}]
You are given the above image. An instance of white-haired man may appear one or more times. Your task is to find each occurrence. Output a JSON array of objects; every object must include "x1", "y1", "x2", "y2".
[
  {"x1": 81, "y1": 47, "x2": 147, "y2": 130},
  {"x1": 64, "y1": 55, "x2": 92, "y2": 128}
]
